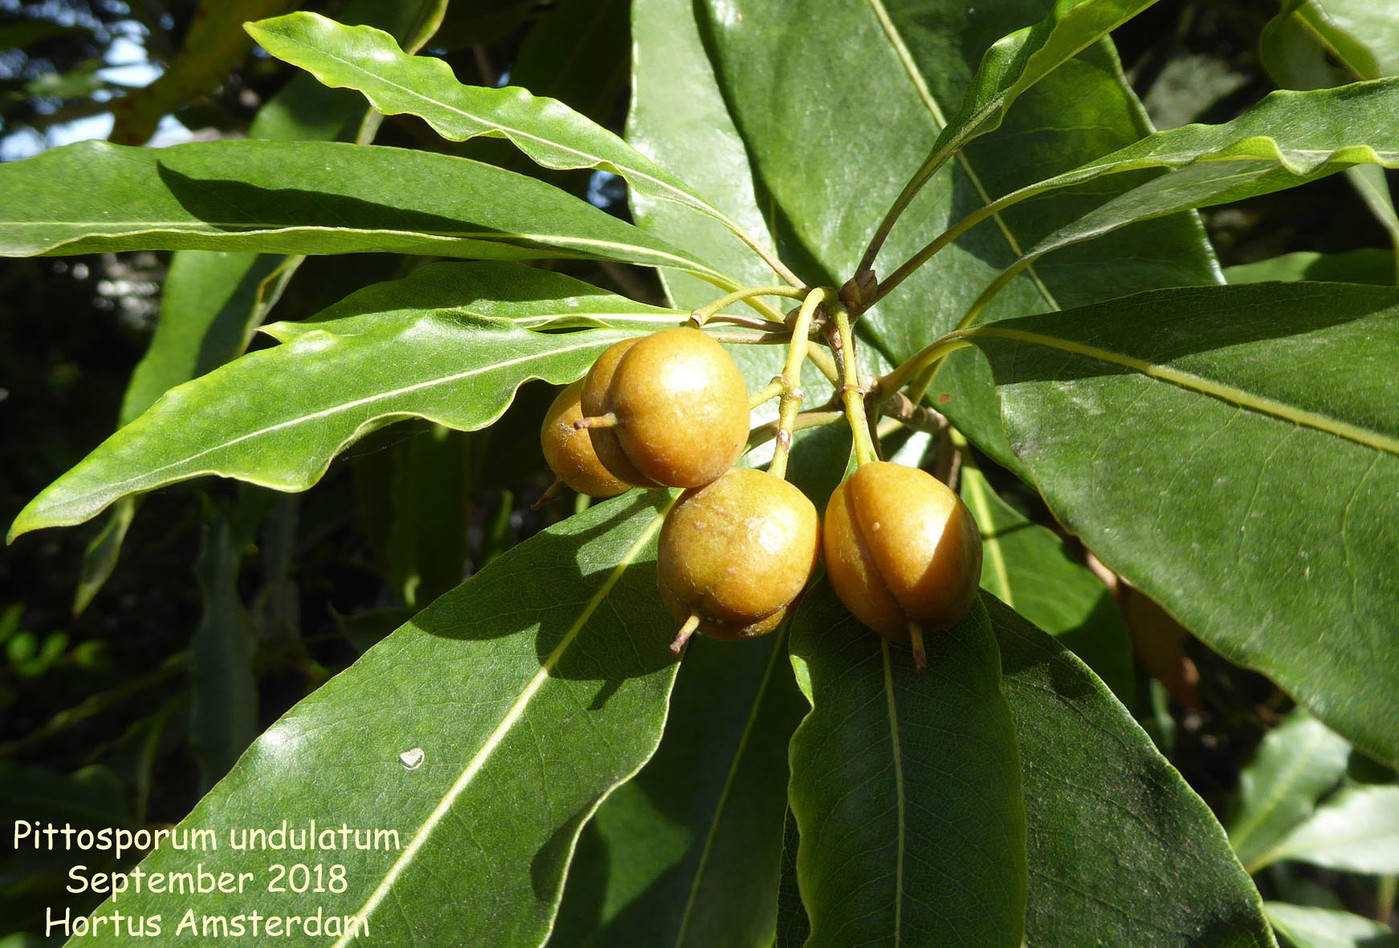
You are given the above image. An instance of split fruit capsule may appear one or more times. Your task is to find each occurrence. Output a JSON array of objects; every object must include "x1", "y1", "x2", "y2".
[{"x1": 822, "y1": 461, "x2": 982, "y2": 670}]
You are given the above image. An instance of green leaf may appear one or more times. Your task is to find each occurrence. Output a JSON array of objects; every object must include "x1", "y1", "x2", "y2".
[
  {"x1": 1227, "y1": 709, "x2": 1353, "y2": 873},
  {"x1": 1305, "y1": 0, "x2": 1399, "y2": 78},
  {"x1": 966, "y1": 281, "x2": 1399, "y2": 763},
  {"x1": 9, "y1": 314, "x2": 638, "y2": 540},
  {"x1": 965, "y1": 79, "x2": 1399, "y2": 309},
  {"x1": 1262, "y1": 0, "x2": 1399, "y2": 89},
  {"x1": 246, "y1": 13, "x2": 739, "y2": 234},
  {"x1": 1265, "y1": 902, "x2": 1399, "y2": 948},
  {"x1": 123, "y1": 252, "x2": 289, "y2": 423},
  {"x1": 989, "y1": 597, "x2": 1276, "y2": 945},
  {"x1": 879, "y1": 0, "x2": 1165, "y2": 246},
  {"x1": 551, "y1": 629, "x2": 806, "y2": 946},
  {"x1": 269, "y1": 261, "x2": 689, "y2": 339},
  {"x1": 383, "y1": 423, "x2": 474, "y2": 609},
  {"x1": 775, "y1": 807, "x2": 810, "y2": 946},
  {"x1": 0, "y1": 139, "x2": 725, "y2": 281},
  {"x1": 1224, "y1": 249, "x2": 1396, "y2": 286},
  {"x1": 72, "y1": 491, "x2": 681, "y2": 945},
  {"x1": 188, "y1": 494, "x2": 267, "y2": 790},
  {"x1": 248, "y1": 0, "x2": 447, "y2": 142},
  {"x1": 627, "y1": 0, "x2": 780, "y2": 311},
  {"x1": 786, "y1": 590, "x2": 1027, "y2": 947},
  {"x1": 1253, "y1": 785, "x2": 1399, "y2": 873},
  {"x1": 691, "y1": 0, "x2": 1217, "y2": 477},
  {"x1": 72, "y1": 497, "x2": 134, "y2": 615},
  {"x1": 74, "y1": 0, "x2": 450, "y2": 612},
  {"x1": 959, "y1": 462, "x2": 1133, "y2": 703}
]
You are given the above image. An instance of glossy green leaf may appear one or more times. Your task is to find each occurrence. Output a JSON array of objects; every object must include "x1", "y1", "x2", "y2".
[
  {"x1": 70, "y1": 491, "x2": 681, "y2": 945},
  {"x1": 72, "y1": 497, "x2": 134, "y2": 615},
  {"x1": 965, "y1": 281, "x2": 1399, "y2": 763},
  {"x1": 1258, "y1": 0, "x2": 1399, "y2": 269},
  {"x1": 959, "y1": 462, "x2": 1133, "y2": 702},
  {"x1": 1265, "y1": 902, "x2": 1399, "y2": 948},
  {"x1": 248, "y1": 0, "x2": 447, "y2": 142},
  {"x1": 968, "y1": 79, "x2": 1399, "y2": 305},
  {"x1": 1253, "y1": 785, "x2": 1399, "y2": 873},
  {"x1": 9, "y1": 316, "x2": 637, "y2": 540},
  {"x1": 627, "y1": 0, "x2": 780, "y2": 312},
  {"x1": 246, "y1": 13, "x2": 745, "y2": 237},
  {"x1": 989, "y1": 597, "x2": 1275, "y2": 945},
  {"x1": 188, "y1": 495, "x2": 266, "y2": 790},
  {"x1": 1307, "y1": 0, "x2": 1399, "y2": 78},
  {"x1": 879, "y1": 0, "x2": 1164, "y2": 248},
  {"x1": 123, "y1": 253, "x2": 288, "y2": 423},
  {"x1": 1224, "y1": 249, "x2": 1396, "y2": 286},
  {"x1": 787, "y1": 590, "x2": 1027, "y2": 947},
  {"x1": 0, "y1": 139, "x2": 724, "y2": 281},
  {"x1": 383, "y1": 423, "x2": 473, "y2": 610},
  {"x1": 270, "y1": 261, "x2": 688, "y2": 339},
  {"x1": 692, "y1": 0, "x2": 1216, "y2": 478},
  {"x1": 73, "y1": 0, "x2": 447, "y2": 613},
  {"x1": 1344, "y1": 164, "x2": 1399, "y2": 263},
  {"x1": 551, "y1": 629, "x2": 806, "y2": 947},
  {"x1": 1263, "y1": 0, "x2": 1399, "y2": 89},
  {"x1": 1227, "y1": 709, "x2": 1353, "y2": 873}
]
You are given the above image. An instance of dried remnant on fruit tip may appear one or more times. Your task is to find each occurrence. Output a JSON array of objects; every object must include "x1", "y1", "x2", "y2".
[
  {"x1": 823, "y1": 461, "x2": 982, "y2": 667},
  {"x1": 540, "y1": 380, "x2": 630, "y2": 499},
  {"x1": 584, "y1": 328, "x2": 750, "y2": 489},
  {"x1": 658, "y1": 467, "x2": 820, "y2": 649}
]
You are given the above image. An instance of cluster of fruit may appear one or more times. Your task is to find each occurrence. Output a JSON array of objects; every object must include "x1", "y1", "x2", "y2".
[{"x1": 540, "y1": 327, "x2": 982, "y2": 667}]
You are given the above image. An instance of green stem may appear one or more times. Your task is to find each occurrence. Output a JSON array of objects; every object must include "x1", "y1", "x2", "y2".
[
  {"x1": 956, "y1": 258, "x2": 1032, "y2": 330},
  {"x1": 749, "y1": 378, "x2": 786, "y2": 409},
  {"x1": 858, "y1": 135, "x2": 963, "y2": 278},
  {"x1": 747, "y1": 409, "x2": 844, "y2": 451},
  {"x1": 710, "y1": 211, "x2": 805, "y2": 289},
  {"x1": 768, "y1": 288, "x2": 825, "y2": 480},
  {"x1": 692, "y1": 285, "x2": 809, "y2": 325},
  {"x1": 833, "y1": 305, "x2": 879, "y2": 467},
  {"x1": 804, "y1": 343, "x2": 840, "y2": 384},
  {"x1": 875, "y1": 335, "x2": 975, "y2": 399},
  {"x1": 866, "y1": 188, "x2": 1012, "y2": 310}
]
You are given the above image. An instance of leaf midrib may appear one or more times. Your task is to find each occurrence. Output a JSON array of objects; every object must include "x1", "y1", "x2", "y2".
[
  {"x1": 674, "y1": 627, "x2": 790, "y2": 946},
  {"x1": 1229, "y1": 726, "x2": 1336, "y2": 865},
  {"x1": 967, "y1": 325, "x2": 1399, "y2": 454},
  {"x1": 33, "y1": 333, "x2": 615, "y2": 515},
  {"x1": 881, "y1": 641, "x2": 906, "y2": 942},
  {"x1": 331, "y1": 505, "x2": 672, "y2": 946},
  {"x1": 12, "y1": 222, "x2": 715, "y2": 272}
]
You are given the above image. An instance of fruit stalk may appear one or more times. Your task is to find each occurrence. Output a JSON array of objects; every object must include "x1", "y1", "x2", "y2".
[
  {"x1": 832, "y1": 304, "x2": 879, "y2": 467},
  {"x1": 769, "y1": 287, "x2": 828, "y2": 480}
]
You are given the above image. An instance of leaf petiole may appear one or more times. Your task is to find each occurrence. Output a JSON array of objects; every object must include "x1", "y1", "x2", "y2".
[
  {"x1": 690, "y1": 284, "x2": 810, "y2": 326},
  {"x1": 875, "y1": 335, "x2": 975, "y2": 400}
]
